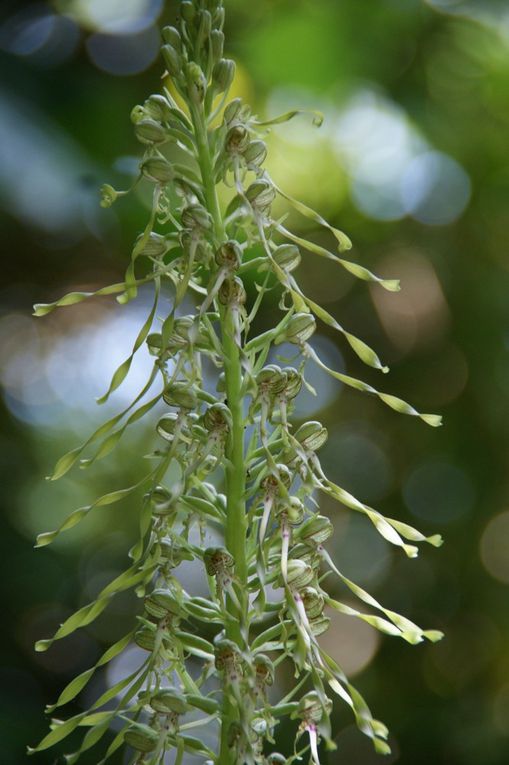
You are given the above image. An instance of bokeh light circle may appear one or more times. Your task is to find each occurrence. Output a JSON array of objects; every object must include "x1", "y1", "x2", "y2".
[
  {"x1": 480, "y1": 511, "x2": 509, "y2": 584},
  {"x1": 86, "y1": 24, "x2": 160, "y2": 76},
  {"x1": 401, "y1": 151, "x2": 471, "y2": 225}
]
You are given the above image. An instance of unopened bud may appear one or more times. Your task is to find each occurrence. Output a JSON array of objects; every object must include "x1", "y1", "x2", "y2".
[
  {"x1": 141, "y1": 157, "x2": 174, "y2": 183},
  {"x1": 273, "y1": 244, "x2": 301, "y2": 272},
  {"x1": 144, "y1": 94, "x2": 173, "y2": 122},
  {"x1": 182, "y1": 203, "x2": 213, "y2": 231},
  {"x1": 161, "y1": 26, "x2": 182, "y2": 51},
  {"x1": 297, "y1": 514, "x2": 333, "y2": 545},
  {"x1": 145, "y1": 588, "x2": 182, "y2": 619},
  {"x1": 210, "y1": 29, "x2": 224, "y2": 60},
  {"x1": 212, "y1": 58, "x2": 235, "y2": 93},
  {"x1": 134, "y1": 626, "x2": 157, "y2": 652},
  {"x1": 124, "y1": 723, "x2": 159, "y2": 753},
  {"x1": 148, "y1": 484, "x2": 176, "y2": 516},
  {"x1": 224, "y1": 97, "x2": 243, "y2": 124},
  {"x1": 136, "y1": 231, "x2": 168, "y2": 257},
  {"x1": 150, "y1": 687, "x2": 188, "y2": 715},
  {"x1": 161, "y1": 44, "x2": 182, "y2": 79},
  {"x1": 186, "y1": 62, "x2": 207, "y2": 104},
  {"x1": 286, "y1": 559, "x2": 314, "y2": 589},
  {"x1": 294, "y1": 420, "x2": 328, "y2": 451},
  {"x1": 225, "y1": 124, "x2": 250, "y2": 154},
  {"x1": 215, "y1": 240, "x2": 242, "y2": 269},
  {"x1": 300, "y1": 586, "x2": 325, "y2": 619},
  {"x1": 257, "y1": 365, "x2": 287, "y2": 396},
  {"x1": 276, "y1": 312, "x2": 316, "y2": 345},
  {"x1": 163, "y1": 383, "x2": 198, "y2": 409},
  {"x1": 134, "y1": 119, "x2": 167, "y2": 145},
  {"x1": 180, "y1": 2, "x2": 195, "y2": 23},
  {"x1": 282, "y1": 367, "x2": 302, "y2": 400},
  {"x1": 245, "y1": 180, "x2": 276, "y2": 211},
  {"x1": 243, "y1": 140, "x2": 267, "y2": 168}
]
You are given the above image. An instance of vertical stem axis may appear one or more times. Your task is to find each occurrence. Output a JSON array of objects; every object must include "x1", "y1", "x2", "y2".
[{"x1": 190, "y1": 100, "x2": 248, "y2": 763}]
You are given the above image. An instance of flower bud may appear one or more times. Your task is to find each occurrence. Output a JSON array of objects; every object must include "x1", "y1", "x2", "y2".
[
  {"x1": 180, "y1": 1, "x2": 195, "y2": 23},
  {"x1": 163, "y1": 383, "x2": 198, "y2": 410},
  {"x1": 134, "y1": 119, "x2": 167, "y2": 145},
  {"x1": 203, "y1": 403, "x2": 231, "y2": 432},
  {"x1": 158, "y1": 538, "x2": 193, "y2": 564},
  {"x1": 134, "y1": 625, "x2": 157, "y2": 651},
  {"x1": 124, "y1": 722, "x2": 159, "y2": 753},
  {"x1": 225, "y1": 124, "x2": 250, "y2": 155},
  {"x1": 224, "y1": 97, "x2": 243, "y2": 124},
  {"x1": 267, "y1": 755, "x2": 286, "y2": 765},
  {"x1": 300, "y1": 586, "x2": 325, "y2": 619},
  {"x1": 212, "y1": 58, "x2": 235, "y2": 93},
  {"x1": 289, "y1": 543, "x2": 320, "y2": 568},
  {"x1": 243, "y1": 140, "x2": 267, "y2": 168},
  {"x1": 156, "y1": 413, "x2": 179, "y2": 441},
  {"x1": 215, "y1": 240, "x2": 242, "y2": 269},
  {"x1": 136, "y1": 232, "x2": 168, "y2": 257},
  {"x1": 186, "y1": 62, "x2": 207, "y2": 104},
  {"x1": 294, "y1": 421, "x2": 328, "y2": 451},
  {"x1": 148, "y1": 485, "x2": 175, "y2": 516},
  {"x1": 150, "y1": 687, "x2": 188, "y2": 715},
  {"x1": 161, "y1": 26, "x2": 182, "y2": 51},
  {"x1": 213, "y1": 5, "x2": 225, "y2": 28},
  {"x1": 295, "y1": 691, "x2": 332, "y2": 724},
  {"x1": 273, "y1": 244, "x2": 301, "y2": 272},
  {"x1": 147, "y1": 332, "x2": 164, "y2": 357},
  {"x1": 276, "y1": 312, "x2": 316, "y2": 345},
  {"x1": 257, "y1": 365, "x2": 287, "y2": 396},
  {"x1": 285, "y1": 559, "x2": 314, "y2": 589},
  {"x1": 144, "y1": 94, "x2": 173, "y2": 122},
  {"x1": 245, "y1": 180, "x2": 276, "y2": 211},
  {"x1": 309, "y1": 614, "x2": 331, "y2": 636},
  {"x1": 145, "y1": 588, "x2": 182, "y2": 619},
  {"x1": 218, "y1": 276, "x2": 246, "y2": 307},
  {"x1": 182, "y1": 203, "x2": 213, "y2": 231},
  {"x1": 204, "y1": 547, "x2": 234, "y2": 576},
  {"x1": 141, "y1": 157, "x2": 174, "y2": 184},
  {"x1": 254, "y1": 654, "x2": 274, "y2": 686},
  {"x1": 282, "y1": 367, "x2": 302, "y2": 400},
  {"x1": 297, "y1": 514, "x2": 333, "y2": 546},
  {"x1": 210, "y1": 29, "x2": 224, "y2": 60},
  {"x1": 197, "y1": 9, "x2": 212, "y2": 40},
  {"x1": 161, "y1": 44, "x2": 182, "y2": 79},
  {"x1": 99, "y1": 184, "x2": 119, "y2": 208}
]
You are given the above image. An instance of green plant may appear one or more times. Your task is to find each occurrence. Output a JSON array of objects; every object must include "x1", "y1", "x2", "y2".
[{"x1": 29, "y1": 2, "x2": 444, "y2": 763}]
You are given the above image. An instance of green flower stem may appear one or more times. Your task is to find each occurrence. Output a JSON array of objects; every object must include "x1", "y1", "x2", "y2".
[{"x1": 190, "y1": 99, "x2": 248, "y2": 764}]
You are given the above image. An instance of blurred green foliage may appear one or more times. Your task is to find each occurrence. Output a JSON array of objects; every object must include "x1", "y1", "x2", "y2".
[{"x1": 1, "y1": 0, "x2": 509, "y2": 763}]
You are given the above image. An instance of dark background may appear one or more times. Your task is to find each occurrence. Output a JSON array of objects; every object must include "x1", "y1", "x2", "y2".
[{"x1": 1, "y1": 0, "x2": 509, "y2": 763}]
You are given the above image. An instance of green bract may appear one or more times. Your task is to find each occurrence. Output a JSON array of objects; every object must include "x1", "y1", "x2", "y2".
[{"x1": 30, "y1": 1, "x2": 443, "y2": 764}]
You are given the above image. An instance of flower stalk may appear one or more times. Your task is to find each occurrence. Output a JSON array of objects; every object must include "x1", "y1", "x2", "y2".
[{"x1": 29, "y1": 2, "x2": 444, "y2": 764}]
